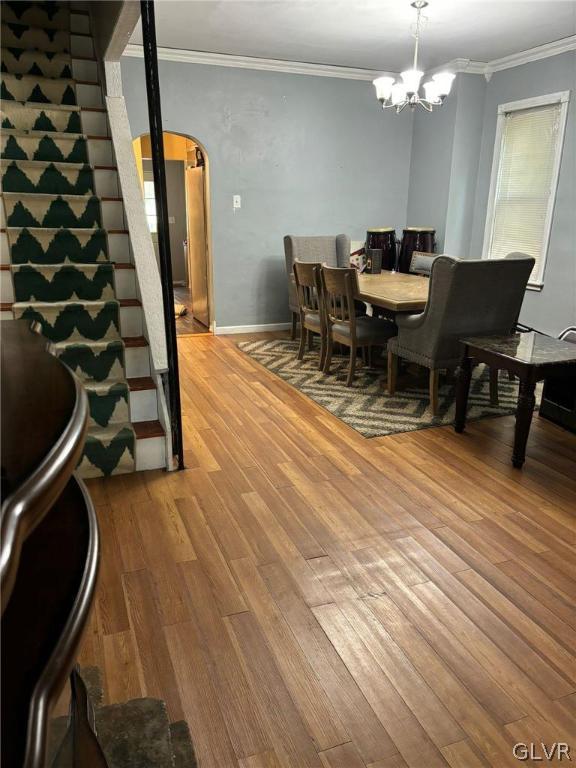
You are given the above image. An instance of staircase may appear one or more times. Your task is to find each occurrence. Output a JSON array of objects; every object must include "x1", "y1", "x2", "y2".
[{"x1": 1, "y1": 1, "x2": 167, "y2": 478}]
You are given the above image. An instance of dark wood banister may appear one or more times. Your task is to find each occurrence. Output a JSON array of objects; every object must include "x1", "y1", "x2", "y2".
[{"x1": 1, "y1": 321, "x2": 105, "y2": 768}]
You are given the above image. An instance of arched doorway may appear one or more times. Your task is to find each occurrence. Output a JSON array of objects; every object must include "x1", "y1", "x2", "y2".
[{"x1": 132, "y1": 131, "x2": 213, "y2": 336}]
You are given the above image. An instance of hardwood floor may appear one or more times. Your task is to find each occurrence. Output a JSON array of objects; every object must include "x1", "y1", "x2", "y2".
[
  {"x1": 174, "y1": 286, "x2": 211, "y2": 336},
  {"x1": 82, "y1": 332, "x2": 576, "y2": 768}
]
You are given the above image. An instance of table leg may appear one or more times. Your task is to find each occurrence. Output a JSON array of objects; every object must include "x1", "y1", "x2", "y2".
[
  {"x1": 513, "y1": 379, "x2": 536, "y2": 468},
  {"x1": 455, "y1": 353, "x2": 473, "y2": 433}
]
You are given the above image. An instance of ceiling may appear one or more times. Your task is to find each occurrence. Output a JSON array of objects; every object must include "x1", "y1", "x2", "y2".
[{"x1": 130, "y1": 0, "x2": 576, "y2": 72}]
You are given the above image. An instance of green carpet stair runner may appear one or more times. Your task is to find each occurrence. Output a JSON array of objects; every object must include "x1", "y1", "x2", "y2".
[{"x1": 1, "y1": 1, "x2": 136, "y2": 477}]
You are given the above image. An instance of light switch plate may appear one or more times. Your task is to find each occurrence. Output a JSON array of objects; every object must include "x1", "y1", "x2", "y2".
[
  {"x1": 168, "y1": 216, "x2": 175, "y2": 224},
  {"x1": 233, "y1": 194, "x2": 241, "y2": 209}
]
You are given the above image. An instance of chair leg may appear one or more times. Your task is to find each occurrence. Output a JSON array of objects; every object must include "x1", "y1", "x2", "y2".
[
  {"x1": 429, "y1": 369, "x2": 440, "y2": 415},
  {"x1": 367, "y1": 345, "x2": 373, "y2": 368},
  {"x1": 489, "y1": 367, "x2": 499, "y2": 406},
  {"x1": 388, "y1": 350, "x2": 398, "y2": 395},
  {"x1": 346, "y1": 343, "x2": 356, "y2": 387},
  {"x1": 319, "y1": 332, "x2": 327, "y2": 371},
  {"x1": 291, "y1": 312, "x2": 298, "y2": 340},
  {"x1": 297, "y1": 322, "x2": 307, "y2": 360},
  {"x1": 323, "y1": 333, "x2": 333, "y2": 374},
  {"x1": 308, "y1": 329, "x2": 314, "y2": 350}
]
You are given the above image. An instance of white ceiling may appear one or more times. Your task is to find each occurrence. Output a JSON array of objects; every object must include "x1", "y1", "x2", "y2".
[{"x1": 130, "y1": 0, "x2": 576, "y2": 72}]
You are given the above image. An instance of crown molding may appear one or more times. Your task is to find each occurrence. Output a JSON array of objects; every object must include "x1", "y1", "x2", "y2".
[
  {"x1": 123, "y1": 44, "x2": 390, "y2": 81},
  {"x1": 427, "y1": 57, "x2": 487, "y2": 76},
  {"x1": 124, "y1": 34, "x2": 575, "y2": 83},
  {"x1": 488, "y1": 35, "x2": 576, "y2": 73},
  {"x1": 428, "y1": 35, "x2": 576, "y2": 81}
]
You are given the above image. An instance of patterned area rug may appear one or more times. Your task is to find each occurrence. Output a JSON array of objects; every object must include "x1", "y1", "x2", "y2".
[{"x1": 238, "y1": 338, "x2": 520, "y2": 438}]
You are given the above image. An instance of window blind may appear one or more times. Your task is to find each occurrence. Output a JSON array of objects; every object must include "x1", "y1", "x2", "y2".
[{"x1": 486, "y1": 102, "x2": 562, "y2": 284}]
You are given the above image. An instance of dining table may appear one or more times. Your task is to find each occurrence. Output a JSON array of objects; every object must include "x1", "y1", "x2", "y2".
[{"x1": 357, "y1": 270, "x2": 429, "y2": 314}]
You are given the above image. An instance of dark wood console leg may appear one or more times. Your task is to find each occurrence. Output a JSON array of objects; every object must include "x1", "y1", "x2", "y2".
[
  {"x1": 513, "y1": 378, "x2": 536, "y2": 468},
  {"x1": 455, "y1": 352, "x2": 473, "y2": 433}
]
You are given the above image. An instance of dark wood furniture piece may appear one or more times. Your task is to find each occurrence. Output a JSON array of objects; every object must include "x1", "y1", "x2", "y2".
[
  {"x1": 455, "y1": 332, "x2": 576, "y2": 468},
  {"x1": 293, "y1": 261, "x2": 326, "y2": 370},
  {"x1": 539, "y1": 328, "x2": 576, "y2": 433},
  {"x1": 321, "y1": 266, "x2": 396, "y2": 386},
  {"x1": 1, "y1": 321, "x2": 106, "y2": 768}
]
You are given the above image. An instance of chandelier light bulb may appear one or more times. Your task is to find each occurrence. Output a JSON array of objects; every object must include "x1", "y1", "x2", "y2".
[
  {"x1": 423, "y1": 80, "x2": 441, "y2": 104},
  {"x1": 401, "y1": 69, "x2": 424, "y2": 95},
  {"x1": 391, "y1": 83, "x2": 408, "y2": 106},
  {"x1": 432, "y1": 71, "x2": 456, "y2": 96},
  {"x1": 373, "y1": 76, "x2": 395, "y2": 102}
]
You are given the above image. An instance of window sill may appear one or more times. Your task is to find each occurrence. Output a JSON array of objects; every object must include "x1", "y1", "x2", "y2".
[{"x1": 527, "y1": 283, "x2": 543, "y2": 292}]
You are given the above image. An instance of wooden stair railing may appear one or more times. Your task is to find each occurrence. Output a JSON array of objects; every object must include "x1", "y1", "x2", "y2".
[{"x1": 1, "y1": 320, "x2": 106, "y2": 768}]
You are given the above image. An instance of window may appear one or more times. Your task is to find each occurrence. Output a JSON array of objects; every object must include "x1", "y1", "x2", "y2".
[
  {"x1": 482, "y1": 91, "x2": 570, "y2": 288},
  {"x1": 143, "y1": 179, "x2": 157, "y2": 233}
]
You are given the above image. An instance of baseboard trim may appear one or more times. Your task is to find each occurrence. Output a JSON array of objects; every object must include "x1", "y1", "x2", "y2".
[{"x1": 214, "y1": 322, "x2": 291, "y2": 335}]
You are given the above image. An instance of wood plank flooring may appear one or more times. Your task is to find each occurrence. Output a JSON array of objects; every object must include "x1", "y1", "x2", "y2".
[{"x1": 82, "y1": 332, "x2": 576, "y2": 768}]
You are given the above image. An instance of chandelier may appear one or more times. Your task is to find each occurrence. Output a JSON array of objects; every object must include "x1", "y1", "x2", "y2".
[{"x1": 373, "y1": 1, "x2": 455, "y2": 113}]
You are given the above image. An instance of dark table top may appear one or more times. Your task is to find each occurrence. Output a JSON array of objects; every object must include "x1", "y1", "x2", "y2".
[{"x1": 461, "y1": 332, "x2": 576, "y2": 367}]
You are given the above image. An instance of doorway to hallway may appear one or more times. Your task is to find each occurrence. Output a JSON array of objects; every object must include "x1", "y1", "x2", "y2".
[{"x1": 132, "y1": 131, "x2": 213, "y2": 336}]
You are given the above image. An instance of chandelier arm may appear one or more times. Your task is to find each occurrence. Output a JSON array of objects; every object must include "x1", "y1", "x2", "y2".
[{"x1": 418, "y1": 99, "x2": 434, "y2": 112}]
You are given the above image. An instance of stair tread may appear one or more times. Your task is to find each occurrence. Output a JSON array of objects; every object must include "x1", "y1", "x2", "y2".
[
  {"x1": 1, "y1": 262, "x2": 134, "y2": 270},
  {"x1": 10, "y1": 298, "x2": 141, "y2": 308},
  {"x1": 134, "y1": 420, "x2": 165, "y2": 439},
  {"x1": 3, "y1": 226, "x2": 128, "y2": 234},
  {"x1": 1, "y1": 100, "x2": 80, "y2": 112},
  {"x1": 0, "y1": 160, "x2": 115, "y2": 169},
  {"x1": 123, "y1": 335, "x2": 149, "y2": 348},
  {"x1": 2, "y1": 191, "x2": 121, "y2": 201},
  {"x1": 128, "y1": 376, "x2": 156, "y2": 391},
  {"x1": 86, "y1": 422, "x2": 135, "y2": 438},
  {"x1": 1, "y1": 128, "x2": 110, "y2": 141},
  {"x1": 2, "y1": 72, "x2": 76, "y2": 86},
  {"x1": 84, "y1": 378, "x2": 129, "y2": 393}
]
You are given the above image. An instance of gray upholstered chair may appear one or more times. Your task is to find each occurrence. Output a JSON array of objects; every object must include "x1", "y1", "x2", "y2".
[
  {"x1": 387, "y1": 253, "x2": 535, "y2": 414},
  {"x1": 322, "y1": 266, "x2": 396, "y2": 386},
  {"x1": 284, "y1": 235, "x2": 351, "y2": 339},
  {"x1": 409, "y1": 251, "x2": 440, "y2": 276}
]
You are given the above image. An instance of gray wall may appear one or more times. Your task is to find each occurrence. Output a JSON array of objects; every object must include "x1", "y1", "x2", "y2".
[
  {"x1": 406, "y1": 81, "x2": 458, "y2": 251},
  {"x1": 469, "y1": 53, "x2": 576, "y2": 336},
  {"x1": 120, "y1": 56, "x2": 413, "y2": 328}
]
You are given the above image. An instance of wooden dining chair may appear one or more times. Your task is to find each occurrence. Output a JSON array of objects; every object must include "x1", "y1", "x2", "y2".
[
  {"x1": 321, "y1": 266, "x2": 396, "y2": 386},
  {"x1": 293, "y1": 260, "x2": 326, "y2": 369}
]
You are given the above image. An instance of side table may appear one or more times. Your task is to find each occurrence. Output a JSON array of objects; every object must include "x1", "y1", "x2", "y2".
[{"x1": 455, "y1": 332, "x2": 576, "y2": 468}]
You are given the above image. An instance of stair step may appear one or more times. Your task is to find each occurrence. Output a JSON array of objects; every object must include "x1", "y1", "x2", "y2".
[
  {"x1": 128, "y1": 376, "x2": 156, "y2": 391},
  {"x1": 10, "y1": 262, "x2": 115, "y2": 302},
  {"x1": 123, "y1": 335, "x2": 149, "y2": 348},
  {"x1": 134, "y1": 420, "x2": 165, "y2": 439},
  {"x1": 1, "y1": 23, "x2": 71, "y2": 54},
  {"x1": 1, "y1": 133, "x2": 113, "y2": 165},
  {"x1": 1, "y1": 48, "x2": 73, "y2": 79},
  {"x1": 2, "y1": 2, "x2": 70, "y2": 31},
  {"x1": 2, "y1": 227, "x2": 131, "y2": 265},
  {"x1": 80, "y1": 422, "x2": 136, "y2": 478},
  {"x1": 1, "y1": 73, "x2": 77, "y2": 107},
  {"x1": 1, "y1": 161, "x2": 119, "y2": 196}
]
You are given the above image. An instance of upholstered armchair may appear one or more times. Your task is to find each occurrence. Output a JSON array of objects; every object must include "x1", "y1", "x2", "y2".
[
  {"x1": 284, "y1": 235, "x2": 351, "y2": 339},
  {"x1": 387, "y1": 253, "x2": 535, "y2": 414}
]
